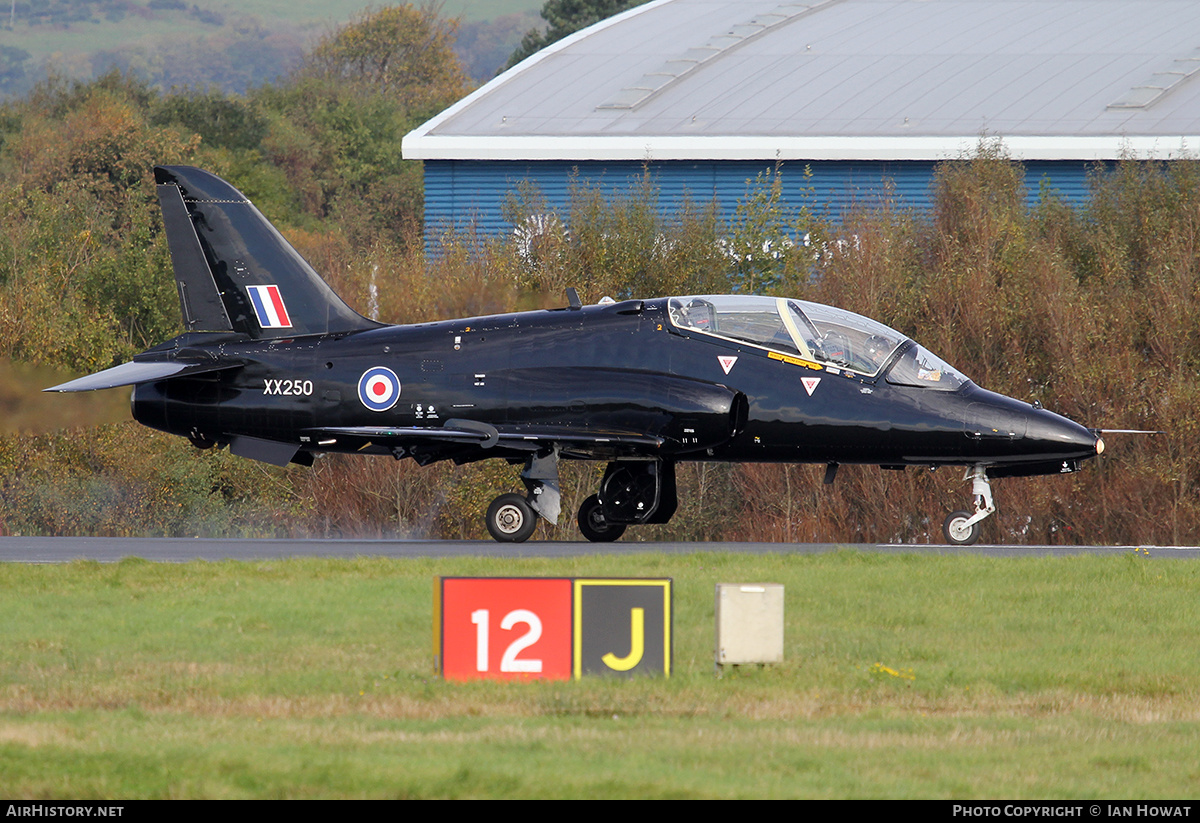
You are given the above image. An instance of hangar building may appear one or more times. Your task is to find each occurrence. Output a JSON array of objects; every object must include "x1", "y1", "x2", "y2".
[{"x1": 401, "y1": 0, "x2": 1200, "y2": 239}]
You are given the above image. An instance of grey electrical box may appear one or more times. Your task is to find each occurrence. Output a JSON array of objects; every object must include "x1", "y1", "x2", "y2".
[{"x1": 715, "y1": 583, "x2": 784, "y2": 665}]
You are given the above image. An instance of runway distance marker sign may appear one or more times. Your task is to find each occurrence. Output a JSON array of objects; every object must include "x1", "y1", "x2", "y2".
[{"x1": 434, "y1": 577, "x2": 672, "y2": 681}]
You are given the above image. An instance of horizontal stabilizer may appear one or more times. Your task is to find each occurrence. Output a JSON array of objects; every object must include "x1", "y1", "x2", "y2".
[{"x1": 44, "y1": 359, "x2": 241, "y2": 392}]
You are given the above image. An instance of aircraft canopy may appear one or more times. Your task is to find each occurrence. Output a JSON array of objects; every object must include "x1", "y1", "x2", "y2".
[{"x1": 667, "y1": 295, "x2": 968, "y2": 390}]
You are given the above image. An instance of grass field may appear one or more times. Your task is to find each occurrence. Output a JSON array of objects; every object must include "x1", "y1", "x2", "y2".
[{"x1": 1, "y1": 550, "x2": 1198, "y2": 798}]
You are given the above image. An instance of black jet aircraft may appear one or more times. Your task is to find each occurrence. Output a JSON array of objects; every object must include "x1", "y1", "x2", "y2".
[{"x1": 47, "y1": 166, "x2": 1105, "y2": 545}]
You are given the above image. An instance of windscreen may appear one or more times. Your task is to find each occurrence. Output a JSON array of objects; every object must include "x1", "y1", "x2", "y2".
[
  {"x1": 788, "y1": 300, "x2": 905, "y2": 375},
  {"x1": 884, "y1": 343, "x2": 970, "y2": 391}
]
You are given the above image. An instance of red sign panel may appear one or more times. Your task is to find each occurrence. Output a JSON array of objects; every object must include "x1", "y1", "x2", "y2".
[{"x1": 438, "y1": 578, "x2": 573, "y2": 681}]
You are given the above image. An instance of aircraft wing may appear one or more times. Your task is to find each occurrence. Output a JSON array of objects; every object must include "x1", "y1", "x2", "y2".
[
  {"x1": 44, "y1": 359, "x2": 243, "y2": 392},
  {"x1": 307, "y1": 420, "x2": 666, "y2": 460}
]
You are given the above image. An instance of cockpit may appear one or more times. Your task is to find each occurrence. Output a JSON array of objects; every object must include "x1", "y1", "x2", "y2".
[{"x1": 667, "y1": 295, "x2": 968, "y2": 391}]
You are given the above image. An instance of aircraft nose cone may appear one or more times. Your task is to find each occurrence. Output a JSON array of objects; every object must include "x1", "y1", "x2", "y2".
[{"x1": 1029, "y1": 408, "x2": 1101, "y2": 458}]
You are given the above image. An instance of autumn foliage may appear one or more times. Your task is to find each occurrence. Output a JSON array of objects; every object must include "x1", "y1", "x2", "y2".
[{"x1": 0, "y1": 9, "x2": 1194, "y2": 545}]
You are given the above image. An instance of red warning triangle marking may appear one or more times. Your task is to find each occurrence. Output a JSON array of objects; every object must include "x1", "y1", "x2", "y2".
[
  {"x1": 718, "y1": 355, "x2": 738, "y2": 375},
  {"x1": 802, "y1": 376, "x2": 821, "y2": 396}
]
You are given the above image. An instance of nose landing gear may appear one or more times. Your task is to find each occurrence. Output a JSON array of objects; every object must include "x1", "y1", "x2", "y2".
[{"x1": 943, "y1": 465, "x2": 995, "y2": 546}]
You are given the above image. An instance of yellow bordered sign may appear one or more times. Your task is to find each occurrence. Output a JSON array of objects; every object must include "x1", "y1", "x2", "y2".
[{"x1": 572, "y1": 578, "x2": 672, "y2": 679}]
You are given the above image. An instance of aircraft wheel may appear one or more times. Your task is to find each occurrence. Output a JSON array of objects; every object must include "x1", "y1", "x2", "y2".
[
  {"x1": 486, "y1": 494, "x2": 537, "y2": 543},
  {"x1": 943, "y1": 510, "x2": 981, "y2": 546},
  {"x1": 578, "y1": 494, "x2": 626, "y2": 542}
]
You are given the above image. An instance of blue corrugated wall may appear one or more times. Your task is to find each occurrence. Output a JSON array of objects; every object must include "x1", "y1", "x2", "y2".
[{"x1": 422, "y1": 159, "x2": 1094, "y2": 244}]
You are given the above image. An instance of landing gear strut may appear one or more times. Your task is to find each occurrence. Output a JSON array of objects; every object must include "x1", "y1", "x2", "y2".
[{"x1": 943, "y1": 465, "x2": 995, "y2": 546}]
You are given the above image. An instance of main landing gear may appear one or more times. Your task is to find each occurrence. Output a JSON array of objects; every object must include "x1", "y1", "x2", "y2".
[
  {"x1": 483, "y1": 458, "x2": 677, "y2": 543},
  {"x1": 485, "y1": 493, "x2": 537, "y2": 542},
  {"x1": 943, "y1": 465, "x2": 995, "y2": 546},
  {"x1": 484, "y1": 449, "x2": 561, "y2": 543},
  {"x1": 575, "y1": 461, "x2": 677, "y2": 543},
  {"x1": 577, "y1": 494, "x2": 625, "y2": 542}
]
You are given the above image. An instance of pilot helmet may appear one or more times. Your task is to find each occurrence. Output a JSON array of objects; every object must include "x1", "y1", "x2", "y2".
[{"x1": 865, "y1": 335, "x2": 892, "y2": 363}]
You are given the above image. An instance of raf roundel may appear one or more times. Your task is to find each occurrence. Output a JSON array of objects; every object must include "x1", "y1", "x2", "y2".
[{"x1": 358, "y1": 366, "x2": 401, "y2": 412}]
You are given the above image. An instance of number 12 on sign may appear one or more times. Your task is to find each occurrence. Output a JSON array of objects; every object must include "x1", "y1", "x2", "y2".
[
  {"x1": 470, "y1": 608, "x2": 543, "y2": 673},
  {"x1": 437, "y1": 578, "x2": 573, "y2": 681}
]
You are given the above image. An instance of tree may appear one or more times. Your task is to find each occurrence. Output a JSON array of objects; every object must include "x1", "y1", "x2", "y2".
[
  {"x1": 0, "y1": 71, "x2": 199, "y2": 370},
  {"x1": 506, "y1": 0, "x2": 639, "y2": 69},
  {"x1": 300, "y1": 4, "x2": 471, "y2": 114},
  {"x1": 256, "y1": 5, "x2": 474, "y2": 242}
]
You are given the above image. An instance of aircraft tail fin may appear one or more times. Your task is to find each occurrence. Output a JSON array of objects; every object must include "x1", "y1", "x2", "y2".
[{"x1": 154, "y1": 166, "x2": 382, "y2": 339}]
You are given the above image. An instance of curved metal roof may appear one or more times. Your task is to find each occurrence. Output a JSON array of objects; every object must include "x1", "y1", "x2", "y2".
[{"x1": 403, "y1": 0, "x2": 1200, "y2": 161}]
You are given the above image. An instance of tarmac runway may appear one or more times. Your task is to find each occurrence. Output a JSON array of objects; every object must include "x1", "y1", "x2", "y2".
[{"x1": 1, "y1": 536, "x2": 1198, "y2": 562}]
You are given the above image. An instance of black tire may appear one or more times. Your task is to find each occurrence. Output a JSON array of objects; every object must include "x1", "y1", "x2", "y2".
[
  {"x1": 943, "y1": 510, "x2": 981, "y2": 545},
  {"x1": 486, "y1": 493, "x2": 537, "y2": 543},
  {"x1": 577, "y1": 494, "x2": 626, "y2": 542}
]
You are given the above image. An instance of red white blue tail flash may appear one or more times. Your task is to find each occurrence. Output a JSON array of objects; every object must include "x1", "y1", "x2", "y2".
[{"x1": 247, "y1": 285, "x2": 292, "y2": 329}]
